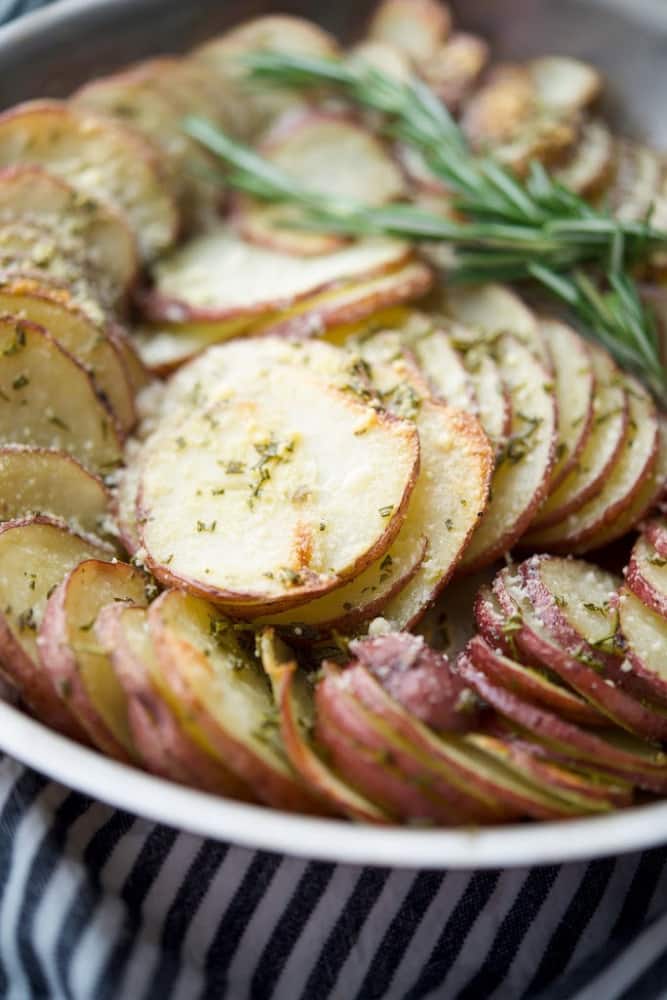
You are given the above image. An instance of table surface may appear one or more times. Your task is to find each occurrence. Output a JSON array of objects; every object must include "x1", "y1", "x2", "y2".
[{"x1": 1, "y1": 1, "x2": 667, "y2": 998}]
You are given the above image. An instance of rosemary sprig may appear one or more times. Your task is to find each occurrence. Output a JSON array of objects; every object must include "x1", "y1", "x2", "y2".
[{"x1": 183, "y1": 54, "x2": 667, "y2": 404}]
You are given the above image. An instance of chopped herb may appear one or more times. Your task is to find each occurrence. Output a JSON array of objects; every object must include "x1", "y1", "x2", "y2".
[
  {"x1": 496, "y1": 414, "x2": 542, "y2": 466},
  {"x1": 2, "y1": 325, "x2": 26, "y2": 356},
  {"x1": 211, "y1": 487, "x2": 225, "y2": 496},
  {"x1": 342, "y1": 601, "x2": 353, "y2": 611},
  {"x1": 279, "y1": 567, "x2": 304, "y2": 587},
  {"x1": 319, "y1": 522, "x2": 326, "y2": 532},
  {"x1": 649, "y1": 556, "x2": 667, "y2": 567},
  {"x1": 57, "y1": 678, "x2": 73, "y2": 699},
  {"x1": 11, "y1": 374, "x2": 28, "y2": 390},
  {"x1": 379, "y1": 505, "x2": 394, "y2": 518},
  {"x1": 196, "y1": 520, "x2": 217, "y2": 533},
  {"x1": 175, "y1": 436, "x2": 187, "y2": 450},
  {"x1": 554, "y1": 595, "x2": 567, "y2": 608},
  {"x1": 48, "y1": 414, "x2": 70, "y2": 432},
  {"x1": 144, "y1": 575, "x2": 160, "y2": 601},
  {"x1": 445, "y1": 518, "x2": 454, "y2": 531},
  {"x1": 79, "y1": 619, "x2": 96, "y2": 632},
  {"x1": 583, "y1": 601, "x2": 608, "y2": 615},
  {"x1": 17, "y1": 607, "x2": 36, "y2": 632},
  {"x1": 225, "y1": 460, "x2": 245, "y2": 474}
]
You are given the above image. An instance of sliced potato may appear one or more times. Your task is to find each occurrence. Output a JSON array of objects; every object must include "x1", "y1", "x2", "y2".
[
  {"x1": 406, "y1": 323, "x2": 479, "y2": 414},
  {"x1": 0, "y1": 279, "x2": 135, "y2": 431},
  {"x1": 0, "y1": 100, "x2": 179, "y2": 259},
  {"x1": 260, "y1": 630, "x2": 388, "y2": 821},
  {"x1": 235, "y1": 111, "x2": 405, "y2": 256},
  {"x1": 626, "y1": 533, "x2": 667, "y2": 619},
  {"x1": 368, "y1": 0, "x2": 452, "y2": 63},
  {"x1": 578, "y1": 418, "x2": 666, "y2": 553},
  {"x1": 0, "y1": 316, "x2": 122, "y2": 474},
  {"x1": 618, "y1": 588, "x2": 667, "y2": 700},
  {"x1": 0, "y1": 166, "x2": 138, "y2": 302},
  {"x1": 540, "y1": 318, "x2": 595, "y2": 491},
  {"x1": 148, "y1": 589, "x2": 321, "y2": 812},
  {"x1": 141, "y1": 225, "x2": 411, "y2": 325},
  {"x1": 257, "y1": 260, "x2": 433, "y2": 340},
  {"x1": 255, "y1": 532, "x2": 427, "y2": 632},
  {"x1": 348, "y1": 40, "x2": 414, "y2": 82},
  {"x1": 0, "y1": 517, "x2": 108, "y2": 736},
  {"x1": 193, "y1": 15, "x2": 339, "y2": 140},
  {"x1": 525, "y1": 375, "x2": 658, "y2": 552},
  {"x1": 0, "y1": 446, "x2": 109, "y2": 536},
  {"x1": 422, "y1": 32, "x2": 489, "y2": 108},
  {"x1": 462, "y1": 65, "x2": 575, "y2": 172},
  {"x1": 529, "y1": 56, "x2": 602, "y2": 115},
  {"x1": 97, "y1": 602, "x2": 252, "y2": 795},
  {"x1": 139, "y1": 337, "x2": 419, "y2": 613},
  {"x1": 38, "y1": 559, "x2": 149, "y2": 760},
  {"x1": 461, "y1": 345, "x2": 511, "y2": 452},
  {"x1": 459, "y1": 336, "x2": 556, "y2": 571},
  {"x1": 355, "y1": 345, "x2": 493, "y2": 627},
  {"x1": 605, "y1": 140, "x2": 663, "y2": 221},
  {"x1": 553, "y1": 118, "x2": 614, "y2": 196},
  {"x1": 441, "y1": 282, "x2": 549, "y2": 364},
  {"x1": 528, "y1": 344, "x2": 627, "y2": 530},
  {"x1": 73, "y1": 61, "x2": 222, "y2": 227}
]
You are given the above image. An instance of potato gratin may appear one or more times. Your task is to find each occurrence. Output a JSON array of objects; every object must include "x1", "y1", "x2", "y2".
[{"x1": 0, "y1": 0, "x2": 664, "y2": 826}]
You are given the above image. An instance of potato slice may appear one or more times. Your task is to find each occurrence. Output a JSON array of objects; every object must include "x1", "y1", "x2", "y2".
[
  {"x1": 462, "y1": 347, "x2": 511, "y2": 452},
  {"x1": 422, "y1": 32, "x2": 489, "y2": 109},
  {"x1": 148, "y1": 589, "x2": 321, "y2": 812},
  {"x1": 529, "y1": 56, "x2": 602, "y2": 115},
  {"x1": 0, "y1": 166, "x2": 138, "y2": 303},
  {"x1": 0, "y1": 316, "x2": 122, "y2": 474},
  {"x1": 256, "y1": 260, "x2": 433, "y2": 340},
  {"x1": 524, "y1": 375, "x2": 659, "y2": 552},
  {"x1": 540, "y1": 318, "x2": 595, "y2": 491},
  {"x1": 141, "y1": 225, "x2": 411, "y2": 325},
  {"x1": 553, "y1": 118, "x2": 614, "y2": 196},
  {"x1": 354, "y1": 342, "x2": 493, "y2": 627},
  {"x1": 259, "y1": 630, "x2": 388, "y2": 821},
  {"x1": 458, "y1": 336, "x2": 557, "y2": 571},
  {"x1": 605, "y1": 140, "x2": 663, "y2": 221},
  {"x1": 618, "y1": 588, "x2": 667, "y2": 701},
  {"x1": 0, "y1": 517, "x2": 108, "y2": 736},
  {"x1": 139, "y1": 337, "x2": 419, "y2": 613},
  {"x1": 406, "y1": 324, "x2": 479, "y2": 414},
  {"x1": 0, "y1": 100, "x2": 179, "y2": 260},
  {"x1": 38, "y1": 559, "x2": 149, "y2": 760},
  {"x1": 96, "y1": 602, "x2": 253, "y2": 796},
  {"x1": 193, "y1": 15, "x2": 340, "y2": 140},
  {"x1": 441, "y1": 282, "x2": 549, "y2": 364},
  {"x1": 528, "y1": 344, "x2": 627, "y2": 530},
  {"x1": 626, "y1": 533, "x2": 667, "y2": 619},
  {"x1": 368, "y1": 0, "x2": 452, "y2": 63},
  {"x1": 493, "y1": 566, "x2": 667, "y2": 743},
  {"x1": 574, "y1": 417, "x2": 666, "y2": 554},
  {"x1": 0, "y1": 279, "x2": 135, "y2": 431},
  {"x1": 74, "y1": 61, "x2": 222, "y2": 228},
  {"x1": 254, "y1": 532, "x2": 427, "y2": 632},
  {"x1": 348, "y1": 40, "x2": 414, "y2": 82},
  {"x1": 0, "y1": 446, "x2": 109, "y2": 536},
  {"x1": 462, "y1": 65, "x2": 576, "y2": 172},
  {"x1": 235, "y1": 111, "x2": 404, "y2": 256}
]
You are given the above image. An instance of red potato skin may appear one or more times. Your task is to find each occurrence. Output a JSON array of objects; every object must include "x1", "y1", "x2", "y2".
[
  {"x1": 492, "y1": 571, "x2": 667, "y2": 741},
  {"x1": 480, "y1": 735, "x2": 633, "y2": 808},
  {"x1": 315, "y1": 676, "x2": 466, "y2": 824},
  {"x1": 644, "y1": 519, "x2": 667, "y2": 560},
  {"x1": 456, "y1": 653, "x2": 667, "y2": 791},
  {"x1": 95, "y1": 603, "x2": 253, "y2": 798},
  {"x1": 474, "y1": 585, "x2": 518, "y2": 657},
  {"x1": 348, "y1": 632, "x2": 479, "y2": 732},
  {"x1": 467, "y1": 635, "x2": 607, "y2": 728},
  {"x1": 339, "y1": 664, "x2": 523, "y2": 823},
  {"x1": 626, "y1": 548, "x2": 667, "y2": 619},
  {"x1": 0, "y1": 612, "x2": 88, "y2": 742},
  {"x1": 616, "y1": 587, "x2": 667, "y2": 704},
  {"x1": 270, "y1": 661, "x2": 389, "y2": 823},
  {"x1": 38, "y1": 570, "x2": 137, "y2": 763},
  {"x1": 148, "y1": 595, "x2": 324, "y2": 814}
]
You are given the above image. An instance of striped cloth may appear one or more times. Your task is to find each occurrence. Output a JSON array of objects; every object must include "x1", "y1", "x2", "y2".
[{"x1": 2, "y1": 2, "x2": 667, "y2": 998}]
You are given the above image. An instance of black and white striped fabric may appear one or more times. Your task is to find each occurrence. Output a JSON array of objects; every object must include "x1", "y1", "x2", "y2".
[
  {"x1": 2, "y1": 748, "x2": 667, "y2": 1000},
  {"x1": 3, "y1": 2, "x2": 667, "y2": 997}
]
